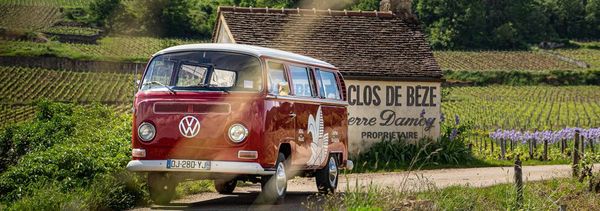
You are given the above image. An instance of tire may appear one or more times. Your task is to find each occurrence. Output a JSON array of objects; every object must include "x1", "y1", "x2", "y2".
[
  {"x1": 148, "y1": 173, "x2": 177, "y2": 205},
  {"x1": 316, "y1": 155, "x2": 339, "y2": 194},
  {"x1": 214, "y1": 179, "x2": 237, "y2": 194},
  {"x1": 259, "y1": 153, "x2": 287, "y2": 204}
]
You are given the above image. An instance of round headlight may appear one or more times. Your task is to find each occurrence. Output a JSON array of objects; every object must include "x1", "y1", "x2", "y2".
[
  {"x1": 228, "y1": 123, "x2": 248, "y2": 143},
  {"x1": 138, "y1": 122, "x2": 156, "y2": 142}
]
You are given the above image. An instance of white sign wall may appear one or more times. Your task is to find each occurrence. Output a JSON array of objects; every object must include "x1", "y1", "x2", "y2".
[{"x1": 345, "y1": 80, "x2": 442, "y2": 154}]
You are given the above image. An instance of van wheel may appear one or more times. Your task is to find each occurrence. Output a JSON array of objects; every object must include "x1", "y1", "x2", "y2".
[
  {"x1": 214, "y1": 179, "x2": 237, "y2": 194},
  {"x1": 260, "y1": 153, "x2": 287, "y2": 204},
  {"x1": 316, "y1": 155, "x2": 338, "y2": 194},
  {"x1": 148, "y1": 173, "x2": 177, "y2": 205}
]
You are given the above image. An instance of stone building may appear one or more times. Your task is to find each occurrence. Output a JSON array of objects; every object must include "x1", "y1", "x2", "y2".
[{"x1": 212, "y1": 1, "x2": 442, "y2": 154}]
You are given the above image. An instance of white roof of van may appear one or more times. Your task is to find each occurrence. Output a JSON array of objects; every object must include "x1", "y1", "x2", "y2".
[{"x1": 154, "y1": 43, "x2": 336, "y2": 69}]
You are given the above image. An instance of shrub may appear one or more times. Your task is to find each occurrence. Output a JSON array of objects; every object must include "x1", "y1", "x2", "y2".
[
  {"x1": 0, "y1": 102, "x2": 147, "y2": 210},
  {"x1": 351, "y1": 119, "x2": 473, "y2": 172}
]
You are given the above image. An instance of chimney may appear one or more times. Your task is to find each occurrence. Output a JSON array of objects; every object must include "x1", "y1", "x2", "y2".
[{"x1": 380, "y1": 0, "x2": 412, "y2": 15}]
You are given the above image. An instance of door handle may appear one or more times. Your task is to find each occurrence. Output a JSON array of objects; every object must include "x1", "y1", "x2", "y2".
[{"x1": 289, "y1": 113, "x2": 296, "y2": 118}]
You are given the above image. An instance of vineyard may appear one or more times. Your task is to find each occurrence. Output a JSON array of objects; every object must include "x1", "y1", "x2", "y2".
[
  {"x1": 0, "y1": 37, "x2": 209, "y2": 62},
  {"x1": 442, "y1": 86, "x2": 600, "y2": 132},
  {"x1": 442, "y1": 85, "x2": 600, "y2": 162},
  {"x1": 556, "y1": 48, "x2": 600, "y2": 68},
  {"x1": 0, "y1": 5, "x2": 61, "y2": 30},
  {"x1": 43, "y1": 26, "x2": 102, "y2": 36},
  {"x1": 0, "y1": 0, "x2": 93, "y2": 7},
  {"x1": 0, "y1": 66, "x2": 135, "y2": 127},
  {"x1": 434, "y1": 51, "x2": 581, "y2": 71}
]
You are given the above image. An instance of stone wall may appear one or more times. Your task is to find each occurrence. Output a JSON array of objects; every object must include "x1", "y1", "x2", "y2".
[{"x1": 0, "y1": 56, "x2": 144, "y2": 74}]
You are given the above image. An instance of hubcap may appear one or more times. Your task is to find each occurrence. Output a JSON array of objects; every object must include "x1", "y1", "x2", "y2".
[
  {"x1": 328, "y1": 157, "x2": 338, "y2": 186},
  {"x1": 275, "y1": 162, "x2": 286, "y2": 196}
]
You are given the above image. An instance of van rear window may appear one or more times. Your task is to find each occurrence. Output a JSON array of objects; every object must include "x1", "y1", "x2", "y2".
[{"x1": 318, "y1": 70, "x2": 341, "y2": 100}]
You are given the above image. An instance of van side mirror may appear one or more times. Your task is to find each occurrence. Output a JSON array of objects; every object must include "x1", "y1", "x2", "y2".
[{"x1": 278, "y1": 82, "x2": 290, "y2": 96}]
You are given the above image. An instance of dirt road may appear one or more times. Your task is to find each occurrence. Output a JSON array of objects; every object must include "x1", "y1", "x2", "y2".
[{"x1": 133, "y1": 164, "x2": 581, "y2": 210}]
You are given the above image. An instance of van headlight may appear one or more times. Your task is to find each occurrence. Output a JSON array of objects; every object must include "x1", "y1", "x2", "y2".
[
  {"x1": 228, "y1": 123, "x2": 248, "y2": 143},
  {"x1": 138, "y1": 122, "x2": 156, "y2": 142}
]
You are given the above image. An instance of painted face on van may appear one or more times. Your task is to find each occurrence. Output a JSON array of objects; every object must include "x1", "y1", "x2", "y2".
[{"x1": 127, "y1": 43, "x2": 351, "y2": 204}]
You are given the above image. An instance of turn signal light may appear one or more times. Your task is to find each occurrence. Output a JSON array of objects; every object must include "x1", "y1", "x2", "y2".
[
  {"x1": 132, "y1": 148, "x2": 146, "y2": 158},
  {"x1": 238, "y1": 150, "x2": 258, "y2": 159}
]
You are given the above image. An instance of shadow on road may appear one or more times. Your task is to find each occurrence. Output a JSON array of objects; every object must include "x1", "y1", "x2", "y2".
[{"x1": 150, "y1": 191, "x2": 316, "y2": 211}]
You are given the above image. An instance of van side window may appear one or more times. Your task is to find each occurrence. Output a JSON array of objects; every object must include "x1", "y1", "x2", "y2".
[
  {"x1": 289, "y1": 65, "x2": 313, "y2": 97},
  {"x1": 318, "y1": 70, "x2": 341, "y2": 100},
  {"x1": 267, "y1": 62, "x2": 289, "y2": 96}
]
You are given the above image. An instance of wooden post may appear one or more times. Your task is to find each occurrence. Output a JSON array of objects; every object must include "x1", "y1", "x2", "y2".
[
  {"x1": 500, "y1": 139, "x2": 506, "y2": 160},
  {"x1": 543, "y1": 140, "x2": 548, "y2": 161},
  {"x1": 573, "y1": 130, "x2": 580, "y2": 178},
  {"x1": 479, "y1": 137, "x2": 482, "y2": 154},
  {"x1": 559, "y1": 204, "x2": 567, "y2": 211},
  {"x1": 528, "y1": 140, "x2": 534, "y2": 159},
  {"x1": 515, "y1": 155, "x2": 523, "y2": 209},
  {"x1": 510, "y1": 139, "x2": 514, "y2": 152},
  {"x1": 580, "y1": 136, "x2": 585, "y2": 157},
  {"x1": 590, "y1": 139, "x2": 595, "y2": 153},
  {"x1": 491, "y1": 140, "x2": 494, "y2": 156},
  {"x1": 484, "y1": 139, "x2": 487, "y2": 150},
  {"x1": 561, "y1": 139, "x2": 566, "y2": 154}
]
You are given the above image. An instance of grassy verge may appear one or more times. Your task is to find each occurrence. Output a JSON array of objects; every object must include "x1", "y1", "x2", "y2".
[
  {"x1": 308, "y1": 178, "x2": 600, "y2": 210},
  {"x1": 350, "y1": 158, "x2": 572, "y2": 173}
]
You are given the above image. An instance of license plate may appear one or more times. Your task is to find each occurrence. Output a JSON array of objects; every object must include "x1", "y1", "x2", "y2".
[{"x1": 166, "y1": 159, "x2": 211, "y2": 170}]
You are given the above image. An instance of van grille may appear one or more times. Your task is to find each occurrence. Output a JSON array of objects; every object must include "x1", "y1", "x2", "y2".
[
  {"x1": 154, "y1": 103, "x2": 230, "y2": 114},
  {"x1": 192, "y1": 104, "x2": 230, "y2": 113}
]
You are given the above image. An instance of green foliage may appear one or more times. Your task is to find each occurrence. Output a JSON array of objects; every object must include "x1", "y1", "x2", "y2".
[
  {"x1": 161, "y1": 0, "x2": 215, "y2": 38},
  {"x1": 310, "y1": 178, "x2": 600, "y2": 210},
  {"x1": 415, "y1": 0, "x2": 600, "y2": 49},
  {"x1": 351, "y1": 121, "x2": 473, "y2": 172},
  {"x1": 43, "y1": 26, "x2": 101, "y2": 36},
  {"x1": 0, "y1": 101, "x2": 75, "y2": 172},
  {"x1": 0, "y1": 102, "x2": 148, "y2": 210},
  {"x1": 443, "y1": 69, "x2": 600, "y2": 86},
  {"x1": 442, "y1": 85, "x2": 600, "y2": 133},
  {"x1": 87, "y1": 0, "x2": 121, "y2": 27},
  {"x1": 350, "y1": 0, "x2": 379, "y2": 11}
]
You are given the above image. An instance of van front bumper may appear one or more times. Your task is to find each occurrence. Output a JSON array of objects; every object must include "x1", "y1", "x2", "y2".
[{"x1": 126, "y1": 160, "x2": 275, "y2": 175}]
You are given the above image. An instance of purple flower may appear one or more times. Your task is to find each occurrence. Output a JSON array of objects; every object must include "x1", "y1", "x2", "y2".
[
  {"x1": 450, "y1": 128, "x2": 458, "y2": 141},
  {"x1": 440, "y1": 113, "x2": 446, "y2": 122},
  {"x1": 454, "y1": 114, "x2": 460, "y2": 125}
]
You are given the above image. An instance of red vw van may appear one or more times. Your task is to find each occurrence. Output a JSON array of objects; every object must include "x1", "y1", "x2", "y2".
[{"x1": 126, "y1": 44, "x2": 352, "y2": 204}]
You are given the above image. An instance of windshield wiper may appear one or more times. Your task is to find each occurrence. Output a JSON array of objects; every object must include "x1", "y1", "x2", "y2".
[{"x1": 142, "y1": 81, "x2": 176, "y2": 94}]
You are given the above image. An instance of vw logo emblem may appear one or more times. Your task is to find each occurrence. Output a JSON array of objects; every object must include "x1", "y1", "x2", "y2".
[{"x1": 179, "y1": 116, "x2": 200, "y2": 138}]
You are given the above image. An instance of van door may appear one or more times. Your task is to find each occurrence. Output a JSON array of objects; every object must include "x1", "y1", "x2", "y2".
[
  {"x1": 314, "y1": 69, "x2": 346, "y2": 167},
  {"x1": 264, "y1": 61, "x2": 295, "y2": 167},
  {"x1": 289, "y1": 65, "x2": 324, "y2": 169}
]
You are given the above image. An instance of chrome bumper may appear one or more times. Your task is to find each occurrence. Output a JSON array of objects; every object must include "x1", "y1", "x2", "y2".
[{"x1": 126, "y1": 160, "x2": 275, "y2": 175}]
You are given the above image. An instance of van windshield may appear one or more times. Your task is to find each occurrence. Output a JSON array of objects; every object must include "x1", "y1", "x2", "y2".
[{"x1": 141, "y1": 51, "x2": 262, "y2": 92}]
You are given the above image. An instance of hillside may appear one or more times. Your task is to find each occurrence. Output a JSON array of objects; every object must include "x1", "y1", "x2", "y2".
[{"x1": 0, "y1": 66, "x2": 134, "y2": 127}]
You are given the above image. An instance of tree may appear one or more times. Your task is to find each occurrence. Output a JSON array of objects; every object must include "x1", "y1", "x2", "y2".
[
  {"x1": 585, "y1": 0, "x2": 600, "y2": 37},
  {"x1": 88, "y1": 0, "x2": 121, "y2": 27}
]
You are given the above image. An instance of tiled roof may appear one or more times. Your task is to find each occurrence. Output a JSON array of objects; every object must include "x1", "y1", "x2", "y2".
[{"x1": 214, "y1": 6, "x2": 442, "y2": 80}]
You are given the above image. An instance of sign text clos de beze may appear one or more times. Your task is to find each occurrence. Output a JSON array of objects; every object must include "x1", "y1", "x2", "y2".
[{"x1": 345, "y1": 80, "x2": 441, "y2": 154}]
